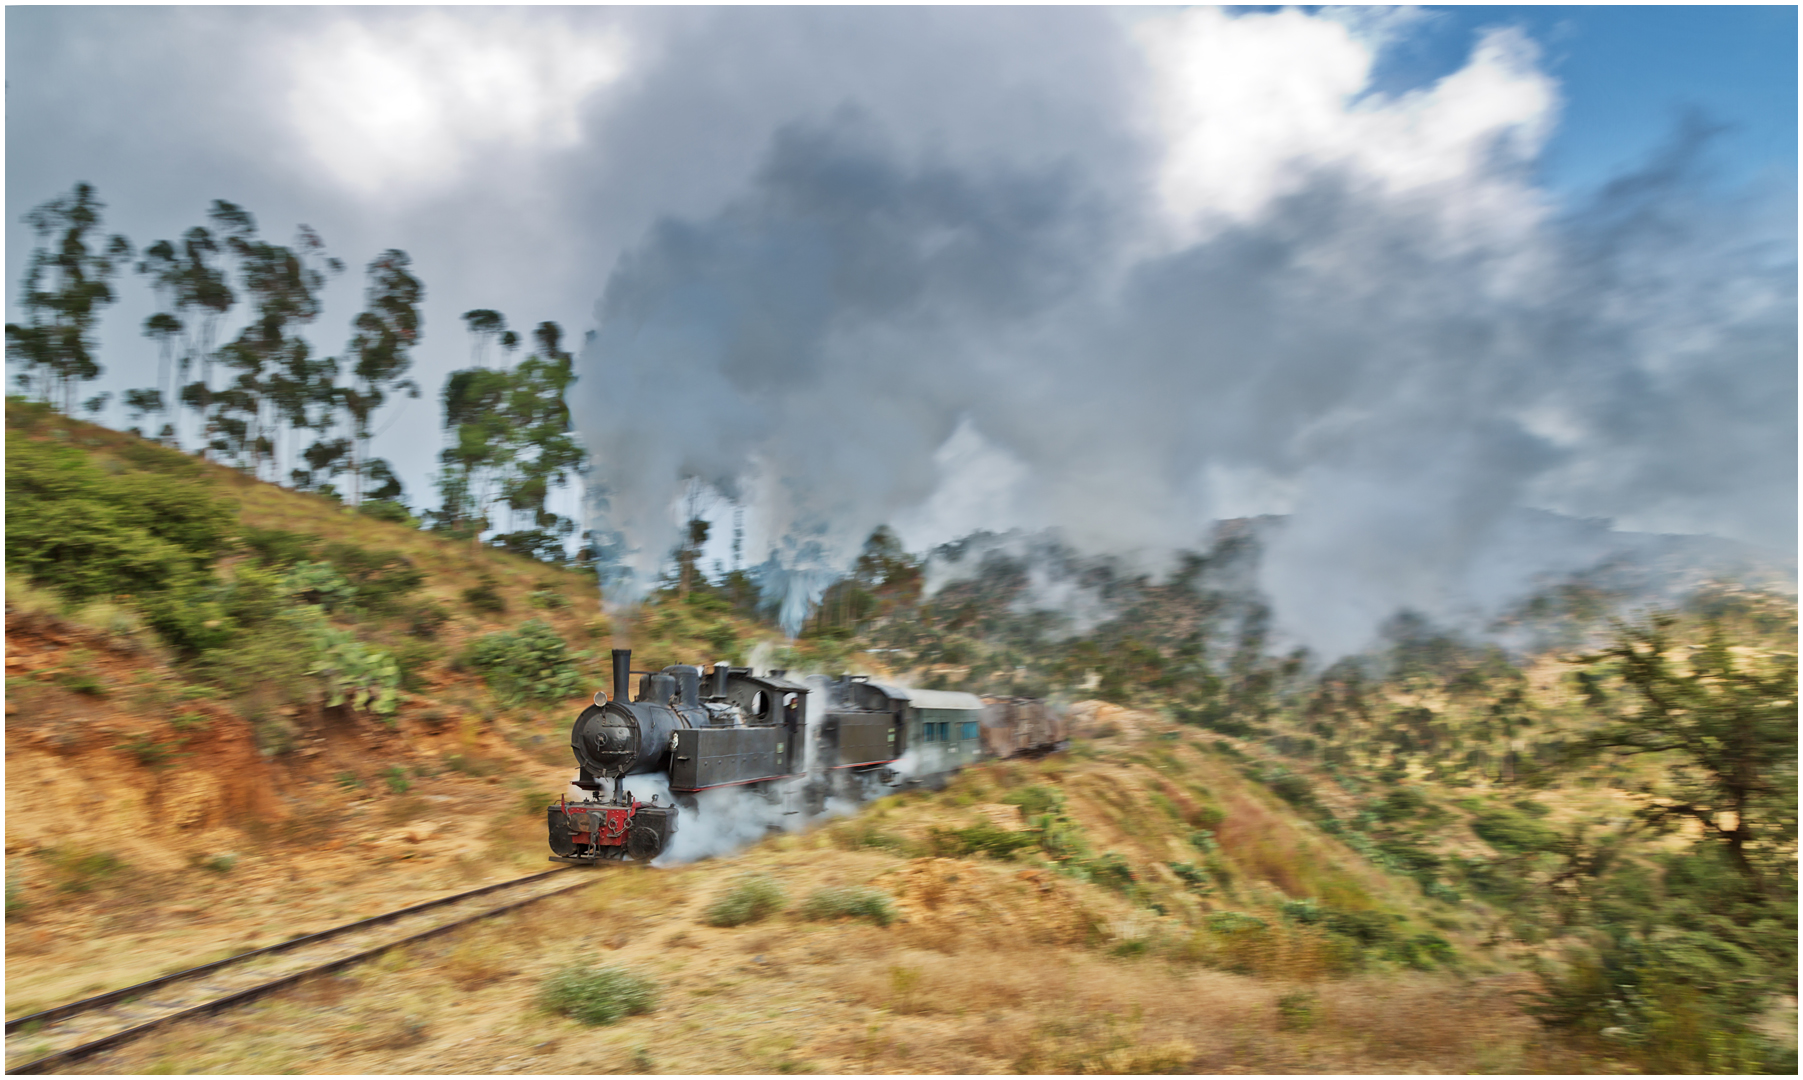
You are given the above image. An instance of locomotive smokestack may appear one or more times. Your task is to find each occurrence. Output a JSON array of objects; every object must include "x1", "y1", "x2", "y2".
[
  {"x1": 613, "y1": 649, "x2": 632, "y2": 704},
  {"x1": 713, "y1": 661, "x2": 730, "y2": 698}
]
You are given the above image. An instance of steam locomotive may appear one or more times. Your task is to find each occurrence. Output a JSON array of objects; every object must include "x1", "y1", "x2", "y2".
[{"x1": 547, "y1": 647, "x2": 1067, "y2": 862}]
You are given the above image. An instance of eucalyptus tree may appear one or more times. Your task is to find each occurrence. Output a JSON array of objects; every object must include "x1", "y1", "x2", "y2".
[
  {"x1": 137, "y1": 204, "x2": 239, "y2": 455},
  {"x1": 341, "y1": 250, "x2": 423, "y2": 505},
  {"x1": 434, "y1": 316, "x2": 584, "y2": 559},
  {"x1": 494, "y1": 320, "x2": 585, "y2": 559},
  {"x1": 5, "y1": 183, "x2": 132, "y2": 413},
  {"x1": 215, "y1": 222, "x2": 342, "y2": 479}
]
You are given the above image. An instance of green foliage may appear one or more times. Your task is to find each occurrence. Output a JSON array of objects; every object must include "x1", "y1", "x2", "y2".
[
  {"x1": 435, "y1": 320, "x2": 584, "y2": 552},
  {"x1": 528, "y1": 588, "x2": 569, "y2": 610},
  {"x1": 464, "y1": 619, "x2": 589, "y2": 705},
  {"x1": 461, "y1": 577, "x2": 506, "y2": 614},
  {"x1": 319, "y1": 541, "x2": 425, "y2": 614},
  {"x1": 1168, "y1": 861, "x2": 1212, "y2": 892},
  {"x1": 6, "y1": 183, "x2": 131, "y2": 411},
  {"x1": 382, "y1": 765, "x2": 411, "y2": 794},
  {"x1": 54, "y1": 669, "x2": 107, "y2": 696},
  {"x1": 284, "y1": 561, "x2": 356, "y2": 610},
  {"x1": 1083, "y1": 852, "x2": 1138, "y2": 894},
  {"x1": 336, "y1": 772, "x2": 363, "y2": 790},
  {"x1": 1577, "y1": 615, "x2": 1798, "y2": 883},
  {"x1": 1000, "y1": 785, "x2": 1062, "y2": 816},
  {"x1": 1275, "y1": 991, "x2": 1319, "y2": 1032},
  {"x1": 117, "y1": 732, "x2": 182, "y2": 769},
  {"x1": 6, "y1": 438, "x2": 235, "y2": 606},
  {"x1": 1371, "y1": 786, "x2": 1427, "y2": 822},
  {"x1": 239, "y1": 527, "x2": 320, "y2": 569},
  {"x1": 1471, "y1": 808, "x2": 1559, "y2": 853},
  {"x1": 308, "y1": 618, "x2": 402, "y2": 717},
  {"x1": 798, "y1": 887, "x2": 896, "y2": 927},
  {"x1": 926, "y1": 821, "x2": 1040, "y2": 860},
  {"x1": 704, "y1": 876, "x2": 787, "y2": 927},
  {"x1": 197, "y1": 852, "x2": 239, "y2": 873},
  {"x1": 47, "y1": 848, "x2": 126, "y2": 893},
  {"x1": 356, "y1": 499, "x2": 414, "y2": 525},
  {"x1": 406, "y1": 600, "x2": 451, "y2": 638},
  {"x1": 537, "y1": 964, "x2": 658, "y2": 1026}
]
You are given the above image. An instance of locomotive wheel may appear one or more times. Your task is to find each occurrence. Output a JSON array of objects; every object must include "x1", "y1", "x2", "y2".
[{"x1": 627, "y1": 825, "x2": 663, "y2": 862}]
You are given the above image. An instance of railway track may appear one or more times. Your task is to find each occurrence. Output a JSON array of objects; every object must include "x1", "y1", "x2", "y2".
[{"x1": 4, "y1": 865, "x2": 597, "y2": 1074}]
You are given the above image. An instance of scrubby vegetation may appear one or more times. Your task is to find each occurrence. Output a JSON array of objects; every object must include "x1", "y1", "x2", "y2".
[
  {"x1": 537, "y1": 964, "x2": 659, "y2": 1026},
  {"x1": 704, "y1": 875, "x2": 788, "y2": 927},
  {"x1": 797, "y1": 886, "x2": 896, "y2": 927}
]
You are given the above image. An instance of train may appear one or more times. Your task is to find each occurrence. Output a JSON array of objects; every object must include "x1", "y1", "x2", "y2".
[{"x1": 546, "y1": 647, "x2": 1068, "y2": 862}]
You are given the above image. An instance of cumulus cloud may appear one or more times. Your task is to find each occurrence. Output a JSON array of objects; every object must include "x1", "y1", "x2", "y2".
[{"x1": 573, "y1": 8, "x2": 1794, "y2": 653}]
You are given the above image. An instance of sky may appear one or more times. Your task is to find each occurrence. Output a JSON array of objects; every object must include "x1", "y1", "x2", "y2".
[{"x1": 6, "y1": 5, "x2": 1796, "y2": 656}]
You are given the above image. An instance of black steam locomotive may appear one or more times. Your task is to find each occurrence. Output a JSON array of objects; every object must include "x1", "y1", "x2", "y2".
[{"x1": 547, "y1": 647, "x2": 1059, "y2": 862}]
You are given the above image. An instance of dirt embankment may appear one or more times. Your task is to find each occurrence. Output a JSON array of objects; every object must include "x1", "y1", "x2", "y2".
[{"x1": 4, "y1": 607, "x2": 595, "y2": 1017}]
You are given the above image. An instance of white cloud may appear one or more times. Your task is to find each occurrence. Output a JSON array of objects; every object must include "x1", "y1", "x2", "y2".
[
  {"x1": 281, "y1": 10, "x2": 628, "y2": 199},
  {"x1": 1137, "y1": 8, "x2": 1558, "y2": 248}
]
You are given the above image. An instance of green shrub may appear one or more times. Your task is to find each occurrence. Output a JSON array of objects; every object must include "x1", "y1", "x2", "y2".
[
  {"x1": 383, "y1": 766, "x2": 412, "y2": 794},
  {"x1": 284, "y1": 561, "x2": 357, "y2": 610},
  {"x1": 926, "y1": 822, "x2": 1040, "y2": 860},
  {"x1": 1001, "y1": 785, "x2": 1062, "y2": 816},
  {"x1": 462, "y1": 577, "x2": 506, "y2": 615},
  {"x1": 356, "y1": 499, "x2": 415, "y2": 525},
  {"x1": 49, "y1": 849, "x2": 126, "y2": 893},
  {"x1": 1169, "y1": 861, "x2": 1212, "y2": 892},
  {"x1": 538, "y1": 964, "x2": 658, "y2": 1026},
  {"x1": 118, "y1": 732, "x2": 182, "y2": 769},
  {"x1": 6, "y1": 439, "x2": 235, "y2": 606},
  {"x1": 54, "y1": 669, "x2": 107, "y2": 695},
  {"x1": 1372, "y1": 786, "x2": 1427, "y2": 821},
  {"x1": 528, "y1": 588, "x2": 570, "y2": 610},
  {"x1": 321, "y1": 542, "x2": 424, "y2": 614},
  {"x1": 798, "y1": 887, "x2": 896, "y2": 927},
  {"x1": 1084, "y1": 852, "x2": 1138, "y2": 894},
  {"x1": 1472, "y1": 808, "x2": 1559, "y2": 853},
  {"x1": 465, "y1": 620, "x2": 589, "y2": 705},
  {"x1": 239, "y1": 526, "x2": 320, "y2": 568},
  {"x1": 1276, "y1": 990, "x2": 1319, "y2": 1031},
  {"x1": 704, "y1": 876, "x2": 787, "y2": 927},
  {"x1": 407, "y1": 600, "x2": 451, "y2": 638}
]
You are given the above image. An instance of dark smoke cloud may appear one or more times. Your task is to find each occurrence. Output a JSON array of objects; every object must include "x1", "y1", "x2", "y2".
[{"x1": 576, "y1": 113, "x2": 1794, "y2": 653}]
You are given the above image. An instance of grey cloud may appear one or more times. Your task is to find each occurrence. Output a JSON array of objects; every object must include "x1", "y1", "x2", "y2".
[{"x1": 576, "y1": 115, "x2": 1794, "y2": 653}]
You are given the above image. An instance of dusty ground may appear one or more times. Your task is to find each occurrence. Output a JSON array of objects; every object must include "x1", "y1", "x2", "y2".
[
  {"x1": 46, "y1": 843, "x2": 1592, "y2": 1076},
  {"x1": 4, "y1": 610, "x2": 583, "y2": 1020}
]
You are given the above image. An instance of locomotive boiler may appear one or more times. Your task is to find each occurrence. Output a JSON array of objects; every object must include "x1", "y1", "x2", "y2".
[{"x1": 548, "y1": 648, "x2": 808, "y2": 862}]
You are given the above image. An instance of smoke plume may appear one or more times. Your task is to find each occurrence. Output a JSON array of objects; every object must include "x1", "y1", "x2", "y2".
[{"x1": 572, "y1": 12, "x2": 1795, "y2": 656}]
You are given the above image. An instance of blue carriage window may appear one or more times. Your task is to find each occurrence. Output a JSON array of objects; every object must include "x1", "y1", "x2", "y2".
[{"x1": 960, "y1": 721, "x2": 978, "y2": 741}]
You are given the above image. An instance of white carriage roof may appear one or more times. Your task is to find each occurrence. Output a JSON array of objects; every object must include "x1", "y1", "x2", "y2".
[{"x1": 904, "y1": 688, "x2": 985, "y2": 711}]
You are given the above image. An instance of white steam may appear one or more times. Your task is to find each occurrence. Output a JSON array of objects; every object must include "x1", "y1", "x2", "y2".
[{"x1": 572, "y1": 8, "x2": 1795, "y2": 656}]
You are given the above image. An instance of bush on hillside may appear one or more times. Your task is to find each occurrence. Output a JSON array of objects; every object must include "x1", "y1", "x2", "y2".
[
  {"x1": 6, "y1": 438, "x2": 234, "y2": 605},
  {"x1": 464, "y1": 620, "x2": 589, "y2": 705},
  {"x1": 1471, "y1": 808, "x2": 1559, "y2": 853},
  {"x1": 798, "y1": 886, "x2": 896, "y2": 927},
  {"x1": 538, "y1": 964, "x2": 658, "y2": 1026},
  {"x1": 704, "y1": 876, "x2": 787, "y2": 927}
]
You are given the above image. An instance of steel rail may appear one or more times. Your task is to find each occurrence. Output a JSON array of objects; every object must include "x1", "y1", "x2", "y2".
[
  {"x1": 6, "y1": 867, "x2": 572, "y2": 1035},
  {"x1": 6, "y1": 866, "x2": 596, "y2": 1075}
]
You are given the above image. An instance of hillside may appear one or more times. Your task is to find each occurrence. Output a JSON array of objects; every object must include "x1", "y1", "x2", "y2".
[{"x1": 6, "y1": 401, "x2": 1797, "y2": 1074}]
